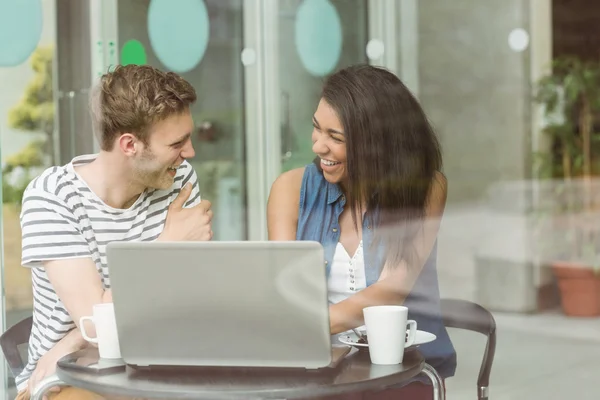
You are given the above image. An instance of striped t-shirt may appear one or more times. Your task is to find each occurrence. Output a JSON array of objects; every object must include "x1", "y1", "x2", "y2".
[{"x1": 16, "y1": 154, "x2": 201, "y2": 390}]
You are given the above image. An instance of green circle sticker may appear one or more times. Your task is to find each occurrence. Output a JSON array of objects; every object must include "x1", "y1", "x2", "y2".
[{"x1": 121, "y1": 39, "x2": 147, "y2": 66}]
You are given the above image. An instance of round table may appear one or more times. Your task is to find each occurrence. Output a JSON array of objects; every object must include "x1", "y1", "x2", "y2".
[{"x1": 36, "y1": 347, "x2": 444, "y2": 400}]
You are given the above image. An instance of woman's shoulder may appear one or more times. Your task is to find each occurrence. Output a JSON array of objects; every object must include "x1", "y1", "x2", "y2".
[
  {"x1": 271, "y1": 163, "x2": 325, "y2": 188},
  {"x1": 271, "y1": 166, "x2": 306, "y2": 191},
  {"x1": 267, "y1": 167, "x2": 307, "y2": 240},
  {"x1": 268, "y1": 167, "x2": 306, "y2": 209}
]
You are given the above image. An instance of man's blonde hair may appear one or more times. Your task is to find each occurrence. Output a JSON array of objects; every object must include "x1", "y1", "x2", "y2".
[{"x1": 90, "y1": 65, "x2": 197, "y2": 151}]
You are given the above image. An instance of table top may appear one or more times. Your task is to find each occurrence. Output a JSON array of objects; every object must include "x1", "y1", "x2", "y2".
[{"x1": 56, "y1": 347, "x2": 425, "y2": 399}]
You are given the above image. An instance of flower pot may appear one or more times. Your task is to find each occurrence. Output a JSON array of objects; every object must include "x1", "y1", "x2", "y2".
[{"x1": 552, "y1": 261, "x2": 600, "y2": 317}]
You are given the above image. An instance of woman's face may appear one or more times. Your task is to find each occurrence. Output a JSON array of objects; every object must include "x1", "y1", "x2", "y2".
[{"x1": 311, "y1": 98, "x2": 347, "y2": 184}]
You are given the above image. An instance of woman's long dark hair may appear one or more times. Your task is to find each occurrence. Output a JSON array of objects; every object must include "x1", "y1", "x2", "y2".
[{"x1": 320, "y1": 64, "x2": 442, "y2": 270}]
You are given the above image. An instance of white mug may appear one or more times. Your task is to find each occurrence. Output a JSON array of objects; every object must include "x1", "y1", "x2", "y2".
[
  {"x1": 363, "y1": 305, "x2": 417, "y2": 365},
  {"x1": 80, "y1": 303, "x2": 121, "y2": 359}
]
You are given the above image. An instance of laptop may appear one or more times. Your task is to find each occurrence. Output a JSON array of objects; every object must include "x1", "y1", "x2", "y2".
[{"x1": 106, "y1": 241, "x2": 350, "y2": 370}]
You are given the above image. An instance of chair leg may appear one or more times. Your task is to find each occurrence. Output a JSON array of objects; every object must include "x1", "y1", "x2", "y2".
[
  {"x1": 479, "y1": 385, "x2": 489, "y2": 400},
  {"x1": 422, "y1": 363, "x2": 445, "y2": 400},
  {"x1": 31, "y1": 374, "x2": 67, "y2": 400}
]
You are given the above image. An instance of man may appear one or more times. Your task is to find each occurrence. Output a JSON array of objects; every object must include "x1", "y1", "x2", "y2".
[{"x1": 15, "y1": 64, "x2": 212, "y2": 400}]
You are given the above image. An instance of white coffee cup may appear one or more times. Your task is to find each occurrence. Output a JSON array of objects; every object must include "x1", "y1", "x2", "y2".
[
  {"x1": 363, "y1": 305, "x2": 417, "y2": 365},
  {"x1": 80, "y1": 303, "x2": 121, "y2": 359}
]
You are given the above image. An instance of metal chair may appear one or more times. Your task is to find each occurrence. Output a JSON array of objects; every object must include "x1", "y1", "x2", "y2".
[
  {"x1": 440, "y1": 299, "x2": 496, "y2": 400},
  {"x1": 0, "y1": 316, "x2": 33, "y2": 377}
]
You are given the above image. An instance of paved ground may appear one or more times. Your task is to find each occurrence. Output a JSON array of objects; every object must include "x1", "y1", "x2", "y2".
[
  {"x1": 438, "y1": 198, "x2": 600, "y2": 399},
  {"x1": 446, "y1": 310, "x2": 600, "y2": 399}
]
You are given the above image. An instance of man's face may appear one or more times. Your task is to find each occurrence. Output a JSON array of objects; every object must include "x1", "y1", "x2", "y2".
[{"x1": 132, "y1": 110, "x2": 195, "y2": 190}]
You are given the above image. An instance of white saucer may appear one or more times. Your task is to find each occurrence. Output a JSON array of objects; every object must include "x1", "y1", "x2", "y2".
[{"x1": 338, "y1": 330, "x2": 437, "y2": 350}]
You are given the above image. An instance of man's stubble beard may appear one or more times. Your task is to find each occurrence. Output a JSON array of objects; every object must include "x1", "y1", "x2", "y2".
[{"x1": 132, "y1": 148, "x2": 173, "y2": 190}]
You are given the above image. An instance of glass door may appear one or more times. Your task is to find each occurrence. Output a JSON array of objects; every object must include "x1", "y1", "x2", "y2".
[
  {"x1": 278, "y1": 0, "x2": 370, "y2": 172},
  {"x1": 0, "y1": 0, "x2": 57, "y2": 396},
  {"x1": 244, "y1": 0, "x2": 400, "y2": 240},
  {"x1": 114, "y1": 0, "x2": 247, "y2": 240},
  {"x1": 93, "y1": 0, "x2": 402, "y2": 242}
]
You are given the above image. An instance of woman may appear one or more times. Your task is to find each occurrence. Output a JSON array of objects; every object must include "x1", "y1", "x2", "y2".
[{"x1": 267, "y1": 65, "x2": 456, "y2": 399}]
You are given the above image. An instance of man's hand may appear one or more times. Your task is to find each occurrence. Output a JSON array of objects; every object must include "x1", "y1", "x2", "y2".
[
  {"x1": 160, "y1": 183, "x2": 214, "y2": 241},
  {"x1": 28, "y1": 329, "x2": 86, "y2": 399}
]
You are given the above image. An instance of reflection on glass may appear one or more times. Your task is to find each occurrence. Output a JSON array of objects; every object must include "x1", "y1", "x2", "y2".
[
  {"x1": 119, "y1": 0, "x2": 246, "y2": 239},
  {"x1": 0, "y1": 1, "x2": 56, "y2": 394},
  {"x1": 294, "y1": 0, "x2": 342, "y2": 77},
  {"x1": 0, "y1": 0, "x2": 43, "y2": 66},
  {"x1": 147, "y1": 0, "x2": 210, "y2": 73},
  {"x1": 280, "y1": 0, "x2": 368, "y2": 172},
  {"x1": 121, "y1": 39, "x2": 147, "y2": 66}
]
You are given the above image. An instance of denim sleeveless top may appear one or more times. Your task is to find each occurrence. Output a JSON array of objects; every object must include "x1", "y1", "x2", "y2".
[{"x1": 296, "y1": 163, "x2": 457, "y2": 378}]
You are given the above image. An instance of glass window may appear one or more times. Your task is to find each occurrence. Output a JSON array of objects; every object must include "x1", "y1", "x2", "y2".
[
  {"x1": 279, "y1": 0, "x2": 368, "y2": 172},
  {"x1": 116, "y1": 0, "x2": 247, "y2": 240},
  {"x1": 0, "y1": 0, "x2": 56, "y2": 395}
]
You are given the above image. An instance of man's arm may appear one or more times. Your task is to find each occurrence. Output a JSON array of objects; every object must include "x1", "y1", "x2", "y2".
[
  {"x1": 26, "y1": 323, "x2": 90, "y2": 393},
  {"x1": 20, "y1": 189, "x2": 110, "y2": 339},
  {"x1": 44, "y1": 258, "x2": 112, "y2": 338}
]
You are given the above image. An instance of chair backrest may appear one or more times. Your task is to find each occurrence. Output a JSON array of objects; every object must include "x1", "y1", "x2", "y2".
[
  {"x1": 0, "y1": 316, "x2": 33, "y2": 377},
  {"x1": 440, "y1": 299, "x2": 496, "y2": 400}
]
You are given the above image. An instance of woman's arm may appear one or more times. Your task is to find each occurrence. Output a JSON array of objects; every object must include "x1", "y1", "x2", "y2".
[
  {"x1": 329, "y1": 172, "x2": 448, "y2": 334},
  {"x1": 267, "y1": 167, "x2": 305, "y2": 240}
]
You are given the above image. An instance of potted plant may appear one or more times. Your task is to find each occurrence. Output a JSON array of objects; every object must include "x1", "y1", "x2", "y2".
[{"x1": 534, "y1": 55, "x2": 600, "y2": 317}]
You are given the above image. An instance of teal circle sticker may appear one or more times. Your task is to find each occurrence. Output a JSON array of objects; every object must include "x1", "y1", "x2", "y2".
[
  {"x1": 147, "y1": 0, "x2": 210, "y2": 73},
  {"x1": 295, "y1": 0, "x2": 342, "y2": 77},
  {"x1": 0, "y1": 0, "x2": 43, "y2": 66}
]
